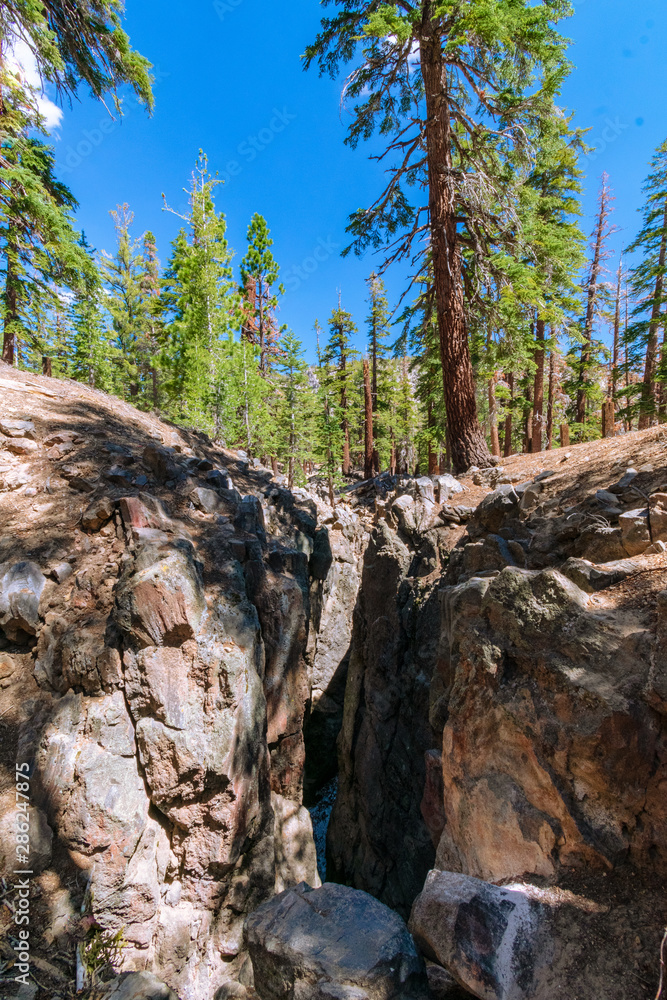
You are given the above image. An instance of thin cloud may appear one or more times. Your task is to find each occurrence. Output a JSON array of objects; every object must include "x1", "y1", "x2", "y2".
[{"x1": 7, "y1": 38, "x2": 63, "y2": 132}]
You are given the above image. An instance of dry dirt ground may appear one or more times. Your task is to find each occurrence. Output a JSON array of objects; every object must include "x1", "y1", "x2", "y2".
[{"x1": 1, "y1": 361, "x2": 666, "y2": 998}]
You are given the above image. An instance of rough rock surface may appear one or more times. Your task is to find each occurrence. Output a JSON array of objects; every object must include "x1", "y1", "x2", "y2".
[
  {"x1": 327, "y1": 518, "x2": 460, "y2": 915},
  {"x1": 245, "y1": 881, "x2": 429, "y2": 1000},
  {"x1": 433, "y1": 564, "x2": 666, "y2": 880},
  {"x1": 102, "y1": 971, "x2": 180, "y2": 999},
  {"x1": 0, "y1": 364, "x2": 370, "y2": 1000},
  {"x1": 409, "y1": 869, "x2": 659, "y2": 1000}
]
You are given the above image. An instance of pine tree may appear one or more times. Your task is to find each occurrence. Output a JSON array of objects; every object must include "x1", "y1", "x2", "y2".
[
  {"x1": 275, "y1": 330, "x2": 314, "y2": 487},
  {"x1": 240, "y1": 214, "x2": 283, "y2": 375},
  {"x1": 323, "y1": 302, "x2": 359, "y2": 476},
  {"x1": 626, "y1": 139, "x2": 667, "y2": 428},
  {"x1": 139, "y1": 231, "x2": 162, "y2": 408},
  {"x1": 0, "y1": 76, "x2": 93, "y2": 365},
  {"x1": 161, "y1": 154, "x2": 237, "y2": 429},
  {"x1": 305, "y1": 0, "x2": 573, "y2": 472},
  {"x1": 0, "y1": 0, "x2": 153, "y2": 108},
  {"x1": 520, "y1": 120, "x2": 586, "y2": 451},
  {"x1": 315, "y1": 320, "x2": 344, "y2": 506},
  {"x1": 365, "y1": 272, "x2": 392, "y2": 475},
  {"x1": 101, "y1": 204, "x2": 147, "y2": 396},
  {"x1": 69, "y1": 233, "x2": 118, "y2": 390}
]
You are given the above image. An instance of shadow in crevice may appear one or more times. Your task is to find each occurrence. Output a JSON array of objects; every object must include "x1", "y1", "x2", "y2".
[{"x1": 302, "y1": 644, "x2": 350, "y2": 807}]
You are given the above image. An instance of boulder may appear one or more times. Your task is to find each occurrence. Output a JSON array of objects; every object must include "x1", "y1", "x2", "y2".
[
  {"x1": 191, "y1": 486, "x2": 223, "y2": 514},
  {"x1": 0, "y1": 788, "x2": 53, "y2": 875},
  {"x1": 207, "y1": 469, "x2": 234, "y2": 490},
  {"x1": 415, "y1": 477, "x2": 436, "y2": 503},
  {"x1": 391, "y1": 494, "x2": 418, "y2": 535},
  {"x1": 119, "y1": 494, "x2": 171, "y2": 535},
  {"x1": 432, "y1": 475, "x2": 465, "y2": 504},
  {"x1": 409, "y1": 870, "x2": 653, "y2": 1000},
  {"x1": 69, "y1": 475, "x2": 98, "y2": 493},
  {"x1": 0, "y1": 560, "x2": 46, "y2": 640},
  {"x1": 245, "y1": 882, "x2": 429, "y2": 1000},
  {"x1": 424, "y1": 963, "x2": 471, "y2": 1000},
  {"x1": 619, "y1": 508, "x2": 651, "y2": 557},
  {"x1": 559, "y1": 556, "x2": 633, "y2": 593},
  {"x1": 6, "y1": 437, "x2": 38, "y2": 455},
  {"x1": 102, "y1": 972, "x2": 179, "y2": 999},
  {"x1": 650, "y1": 493, "x2": 667, "y2": 541},
  {"x1": 0, "y1": 417, "x2": 36, "y2": 439},
  {"x1": 105, "y1": 465, "x2": 134, "y2": 486},
  {"x1": 142, "y1": 443, "x2": 179, "y2": 484},
  {"x1": 82, "y1": 495, "x2": 115, "y2": 531},
  {"x1": 577, "y1": 524, "x2": 627, "y2": 563},
  {"x1": 467, "y1": 486, "x2": 520, "y2": 539}
]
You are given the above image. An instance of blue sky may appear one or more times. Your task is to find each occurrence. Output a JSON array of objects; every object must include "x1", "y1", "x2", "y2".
[{"x1": 45, "y1": 0, "x2": 667, "y2": 360}]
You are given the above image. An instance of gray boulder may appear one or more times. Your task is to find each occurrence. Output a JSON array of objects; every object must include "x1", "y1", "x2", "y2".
[
  {"x1": 619, "y1": 507, "x2": 651, "y2": 556},
  {"x1": 0, "y1": 418, "x2": 37, "y2": 439},
  {"x1": 409, "y1": 869, "x2": 660, "y2": 1000},
  {"x1": 191, "y1": 486, "x2": 223, "y2": 513},
  {"x1": 245, "y1": 882, "x2": 429, "y2": 1000},
  {"x1": 467, "y1": 485, "x2": 520, "y2": 538},
  {"x1": 0, "y1": 560, "x2": 46, "y2": 640}
]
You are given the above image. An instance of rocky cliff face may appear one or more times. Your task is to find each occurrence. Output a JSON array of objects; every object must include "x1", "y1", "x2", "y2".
[
  {"x1": 0, "y1": 367, "x2": 368, "y2": 1000},
  {"x1": 3, "y1": 365, "x2": 667, "y2": 1000}
]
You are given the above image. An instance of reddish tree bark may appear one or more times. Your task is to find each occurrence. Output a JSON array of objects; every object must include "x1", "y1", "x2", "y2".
[
  {"x1": 503, "y1": 372, "x2": 514, "y2": 458},
  {"x1": 488, "y1": 375, "x2": 500, "y2": 457},
  {"x1": 419, "y1": 20, "x2": 491, "y2": 473},
  {"x1": 546, "y1": 351, "x2": 556, "y2": 450},
  {"x1": 532, "y1": 320, "x2": 545, "y2": 453}
]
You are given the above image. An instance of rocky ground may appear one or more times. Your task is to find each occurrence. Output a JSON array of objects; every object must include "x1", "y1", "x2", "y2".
[{"x1": 1, "y1": 360, "x2": 666, "y2": 1000}]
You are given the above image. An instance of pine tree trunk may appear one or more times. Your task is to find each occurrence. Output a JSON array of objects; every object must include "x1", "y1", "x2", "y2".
[
  {"x1": 151, "y1": 367, "x2": 159, "y2": 409},
  {"x1": 258, "y1": 277, "x2": 266, "y2": 375},
  {"x1": 532, "y1": 320, "x2": 545, "y2": 453},
  {"x1": 2, "y1": 248, "x2": 18, "y2": 366},
  {"x1": 42, "y1": 357, "x2": 52, "y2": 377},
  {"x1": 638, "y1": 201, "x2": 667, "y2": 428},
  {"x1": 503, "y1": 372, "x2": 514, "y2": 458},
  {"x1": 524, "y1": 384, "x2": 533, "y2": 453},
  {"x1": 546, "y1": 350, "x2": 556, "y2": 450},
  {"x1": 602, "y1": 398, "x2": 615, "y2": 437},
  {"x1": 488, "y1": 376, "x2": 500, "y2": 456},
  {"x1": 560, "y1": 423, "x2": 570, "y2": 448},
  {"x1": 363, "y1": 358, "x2": 374, "y2": 480},
  {"x1": 419, "y1": 21, "x2": 490, "y2": 474}
]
